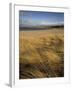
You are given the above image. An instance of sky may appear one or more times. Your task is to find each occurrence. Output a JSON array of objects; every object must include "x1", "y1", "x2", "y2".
[{"x1": 19, "y1": 10, "x2": 64, "y2": 27}]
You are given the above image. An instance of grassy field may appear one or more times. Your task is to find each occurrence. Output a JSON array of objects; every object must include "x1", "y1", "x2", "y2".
[{"x1": 19, "y1": 27, "x2": 64, "y2": 79}]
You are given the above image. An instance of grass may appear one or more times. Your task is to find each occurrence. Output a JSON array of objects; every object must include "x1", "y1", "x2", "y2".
[{"x1": 19, "y1": 28, "x2": 64, "y2": 79}]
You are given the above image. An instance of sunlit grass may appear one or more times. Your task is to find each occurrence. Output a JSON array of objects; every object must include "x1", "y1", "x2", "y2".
[{"x1": 19, "y1": 28, "x2": 64, "y2": 79}]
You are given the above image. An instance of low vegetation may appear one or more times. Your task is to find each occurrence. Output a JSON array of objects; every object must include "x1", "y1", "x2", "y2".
[{"x1": 19, "y1": 28, "x2": 64, "y2": 79}]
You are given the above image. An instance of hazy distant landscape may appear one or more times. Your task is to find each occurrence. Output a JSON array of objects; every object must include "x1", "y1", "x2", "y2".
[
  {"x1": 19, "y1": 24, "x2": 64, "y2": 30},
  {"x1": 19, "y1": 10, "x2": 64, "y2": 79}
]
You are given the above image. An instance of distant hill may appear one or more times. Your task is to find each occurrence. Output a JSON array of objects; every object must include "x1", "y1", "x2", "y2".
[{"x1": 19, "y1": 24, "x2": 64, "y2": 30}]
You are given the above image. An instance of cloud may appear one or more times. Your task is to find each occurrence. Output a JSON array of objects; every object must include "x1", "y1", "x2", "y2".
[{"x1": 19, "y1": 18, "x2": 64, "y2": 27}]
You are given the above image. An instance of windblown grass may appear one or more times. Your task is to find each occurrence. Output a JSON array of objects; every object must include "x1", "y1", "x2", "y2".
[{"x1": 19, "y1": 28, "x2": 64, "y2": 79}]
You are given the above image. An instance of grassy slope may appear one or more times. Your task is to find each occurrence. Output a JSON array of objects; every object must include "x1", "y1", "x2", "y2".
[{"x1": 19, "y1": 28, "x2": 64, "y2": 79}]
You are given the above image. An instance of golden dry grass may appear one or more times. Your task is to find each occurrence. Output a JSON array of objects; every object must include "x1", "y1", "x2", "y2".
[{"x1": 19, "y1": 28, "x2": 64, "y2": 79}]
